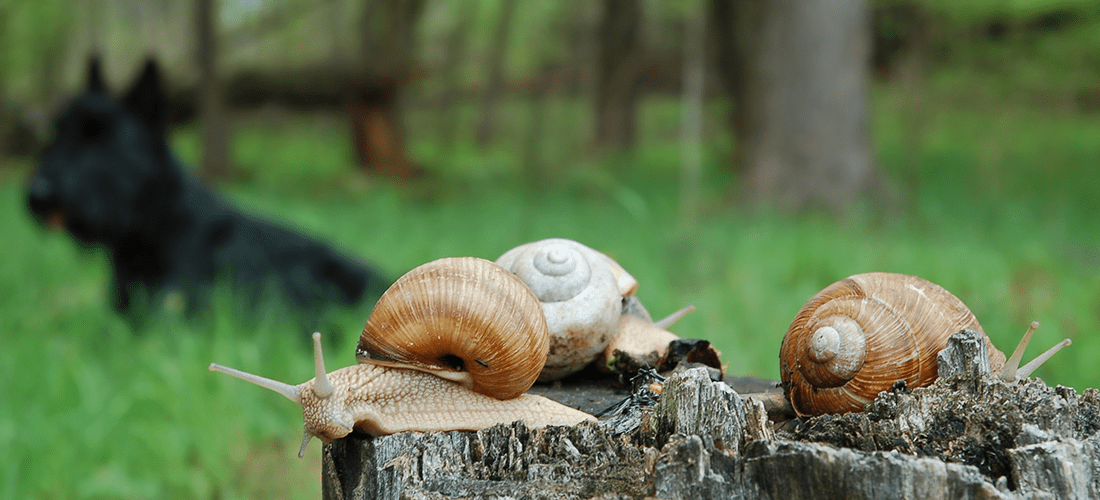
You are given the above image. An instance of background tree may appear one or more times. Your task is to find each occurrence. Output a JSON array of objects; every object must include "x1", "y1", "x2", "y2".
[
  {"x1": 593, "y1": 0, "x2": 643, "y2": 150},
  {"x1": 196, "y1": 0, "x2": 231, "y2": 180},
  {"x1": 474, "y1": 0, "x2": 516, "y2": 148},
  {"x1": 678, "y1": 0, "x2": 707, "y2": 232},
  {"x1": 432, "y1": 2, "x2": 476, "y2": 151},
  {"x1": 721, "y1": 0, "x2": 876, "y2": 210},
  {"x1": 349, "y1": 0, "x2": 426, "y2": 179}
]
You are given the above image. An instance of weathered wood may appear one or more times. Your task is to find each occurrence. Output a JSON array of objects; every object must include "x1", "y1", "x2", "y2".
[
  {"x1": 936, "y1": 328, "x2": 992, "y2": 379},
  {"x1": 322, "y1": 332, "x2": 1100, "y2": 499}
]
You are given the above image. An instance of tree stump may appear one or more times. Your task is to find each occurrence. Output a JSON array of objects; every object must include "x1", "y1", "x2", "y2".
[{"x1": 322, "y1": 332, "x2": 1100, "y2": 499}]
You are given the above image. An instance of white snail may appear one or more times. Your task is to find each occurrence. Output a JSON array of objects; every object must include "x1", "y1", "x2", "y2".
[{"x1": 496, "y1": 238, "x2": 702, "y2": 380}]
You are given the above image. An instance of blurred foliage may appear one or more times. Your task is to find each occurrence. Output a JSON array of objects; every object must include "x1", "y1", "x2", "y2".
[{"x1": 2, "y1": 0, "x2": 1100, "y2": 498}]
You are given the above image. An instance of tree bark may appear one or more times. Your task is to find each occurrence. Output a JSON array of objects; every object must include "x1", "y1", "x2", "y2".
[
  {"x1": 726, "y1": 0, "x2": 876, "y2": 210},
  {"x1": 195, "y1": 0, "x2": 231, "y2": 180},
  {"x1": 593, "y1": 0, "x2": 643, "y2": 150},
  {"x1": 474, "y1": 0, "x2": 517, "y2": 147}
]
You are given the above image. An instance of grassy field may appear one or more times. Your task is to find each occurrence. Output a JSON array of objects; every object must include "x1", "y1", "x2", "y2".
[{"x1": 2, "y1": 78, "x2": 1098, "y2": 499}]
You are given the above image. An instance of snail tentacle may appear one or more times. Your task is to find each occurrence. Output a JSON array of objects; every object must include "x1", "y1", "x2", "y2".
[
  {"x1": 208, "y1": 363, "x2": 302, "y2": 403},
  {"x1": 311, "y1": 332, "x2": 334, "y2": 398},
  {"x1": 1016, "y1": 339, "x2": 1072, "y2": 379},
  {"x1": 999, "y1": 321, "x2": 1072, "y2": 381},
  {"x1": 654, "y1": 305, "x2": 696, "y2": 330},
  {"x1": 298, "y1": 433, "x2": 313, "y2": 459},
  {"x1": 999, "y1": 321, "x2": 1038, "y2": 382}
]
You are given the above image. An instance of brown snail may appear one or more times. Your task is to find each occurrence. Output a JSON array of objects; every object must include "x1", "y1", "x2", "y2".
[
  {"x1": 777, "y1": 272, "x2": 1071, "y2": 417},
  {"x1": 210, "y1": 257, "x2": 595, "y2": 457},
  {"x1": 495, "y1": 238, "x2": 700, "y2": 380}
]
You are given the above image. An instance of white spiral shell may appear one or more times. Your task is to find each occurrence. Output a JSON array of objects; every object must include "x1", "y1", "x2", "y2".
[{"x1": 497, "y1": 238, "x2": 634, "y2": 381}]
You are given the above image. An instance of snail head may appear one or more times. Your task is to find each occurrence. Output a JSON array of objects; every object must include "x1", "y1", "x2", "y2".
[{"x1": 210, "y1": 332, "x2": 353, "y2": 458}]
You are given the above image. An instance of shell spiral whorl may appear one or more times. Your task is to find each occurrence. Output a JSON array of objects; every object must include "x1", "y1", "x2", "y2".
[
  {"x1": 779, "y1": 272, "x2": 1001, "y2": 416},
  {"x1": 518, "y1": 241, "x2": 592, "y2": 302},
  {"x1": 804, "y1": 317, "x2": 867, "y2": 386},
  {"x1": 356, "y1": 256, "x2": 550, "y2": 400}
]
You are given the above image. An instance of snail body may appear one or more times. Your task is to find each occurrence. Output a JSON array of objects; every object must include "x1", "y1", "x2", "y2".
[
  {"x1": 600, "y1": 298, "x2": 699, "y2": 373},
  {"x1": 779, "y1": 272, "x2": 1070, "y2": 417},
  {"x1": 211, "y1": 257, "x2": 594, "y2": 457}
]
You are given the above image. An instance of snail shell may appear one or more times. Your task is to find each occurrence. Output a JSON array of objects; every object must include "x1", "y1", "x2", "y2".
[
  {"x1": 356, "y1": 256, "x2": 549, "y2": 400},
  {"x1": 496, "y1": 238, "x2": 632, "y2": 381},
  {"x1": 779, "y1": 272, "x2": 1006, "y2": 417}
]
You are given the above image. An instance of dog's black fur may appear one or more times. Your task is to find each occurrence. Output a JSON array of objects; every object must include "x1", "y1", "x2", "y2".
[{"x1": 27, "y1": 58, "x2": 388, "y2": 319}]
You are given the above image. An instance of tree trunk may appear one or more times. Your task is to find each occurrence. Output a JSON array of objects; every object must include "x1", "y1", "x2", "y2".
[
  {"x1": 195, "y1": 0, "x2": 231, "y2": 180},
  {"x1": 708, "y1": 0, "x2": 745, "y2": 172},
  {"x1": 434, "y1": 3, "x2": 476, "y2": 150},
  {"x1": 474, "y1": 0, "x2": 517, "y2": 147},
  {"x1": 678, "y1": 1, "x2": 707, "y2": 233},
  {"x1": 0, "y1": 94, "x2": 39, "y2": 157},
  {"x1": 520, "y1": 66, "x2": 550, "y2": 189},
  {"x1": 320, "y1": 336, "x2": 1100, "y2": 499},
  {"x1": 727, "y1": 0, "x2": 876, "y2": 210},
  {"x1": 593, "y1": 0, "x2": 643, "y2": 150},
  {"x1": 351, "y1": 0, "x2": 425, "y2": 179}
]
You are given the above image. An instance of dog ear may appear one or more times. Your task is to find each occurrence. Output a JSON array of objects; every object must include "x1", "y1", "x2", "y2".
[
  {"x1": 87, "y1": 56, "x2": 106, "y2": 92},
  {"x1": 124, "y1": 59, "x2": 167, "y2": 130}
]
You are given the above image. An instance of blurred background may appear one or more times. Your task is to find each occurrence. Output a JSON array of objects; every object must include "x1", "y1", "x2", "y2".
[{"x1": 1, "y1": 0, "x2": 1098, "y2": 498}]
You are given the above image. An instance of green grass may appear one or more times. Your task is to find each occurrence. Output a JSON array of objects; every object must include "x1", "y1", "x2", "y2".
[{"x1": 2, "y1": 79, "x2": 1099, "y2": 498}]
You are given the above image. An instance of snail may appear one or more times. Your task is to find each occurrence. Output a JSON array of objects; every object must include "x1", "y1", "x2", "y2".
[
  {"x1": 210, "y1": 257, "x2": 595, "y2": 457},
  {"x1": 772, "y1": 272, "x2": 1071, "y2": 417},
  {"x1": 495, "y1": 238, "x2": 701, "y2": 380}
]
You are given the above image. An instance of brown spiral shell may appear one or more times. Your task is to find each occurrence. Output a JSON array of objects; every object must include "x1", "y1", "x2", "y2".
[
  {"x1": 356, "y1": 257, "x2": 550, "y2": 400},
  {"x1": 779, "y1": 272, "x2": 1006, "y2": 417}
]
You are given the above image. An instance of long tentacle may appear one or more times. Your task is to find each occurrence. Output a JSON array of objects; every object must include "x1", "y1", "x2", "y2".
[
  {"x1": 998, "y1": 321, "x2": 1072, "y2": 381},
  {"x1": 209, "y1": 363, "x2": 303, "y2": 403},
  {"x1": 655, "y1": 305, "x2": 697, "y2": 330},
  {"x1": 999, "y1": 321, "x2": 1039, "y2": 381},
  {"x1": 1017, "y1": 338, "x2": 1072, "y2": 380}
]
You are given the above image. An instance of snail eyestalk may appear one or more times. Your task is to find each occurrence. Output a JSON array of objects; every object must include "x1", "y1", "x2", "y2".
[
  {"x1": 208, "y1": 363, "x2": 303, "y2": 403},
  {"x1": 1016, "y1": 338, "x2": 1072, "y2": 379},
  {"x1": 998, "y1": 321, "x2": 1073, "y2": 381},
  {"x1": 311, "y1": 332, "x2": 334, "y2": 398},
  {"x1": 654, "y1": 305, "x2": 697, "y2": 330}
]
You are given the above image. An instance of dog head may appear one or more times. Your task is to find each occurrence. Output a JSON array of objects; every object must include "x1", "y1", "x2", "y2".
[{"x1": 28, "y1": 58, "x2": 181, "y2": 245}]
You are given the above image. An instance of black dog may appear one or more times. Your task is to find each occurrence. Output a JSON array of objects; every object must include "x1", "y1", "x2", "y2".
[{"x1": 27, "y1": 59, "x2": 388, "y2": 320}]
